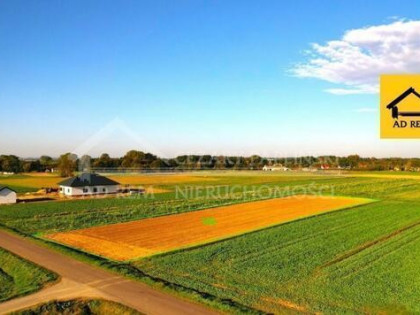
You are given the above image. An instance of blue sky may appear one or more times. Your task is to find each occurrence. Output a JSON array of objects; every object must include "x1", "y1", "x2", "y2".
[{"x1": 1, "y1": 0, "x2": 420, "y2": 158}]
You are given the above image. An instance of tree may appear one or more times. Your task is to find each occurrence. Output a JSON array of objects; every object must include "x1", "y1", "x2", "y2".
[
  {"x1": 234, "y1": 157, "x2": 245, "y2": 169},
  {"x1": 0, "y1": 155, "x2": 21, "y2": 173},
  {"x1": 40, "y1": 155, "x2": 53, "y2": 166},
  {"x1": 22, "y1": 160, "x2": 41, "y2": 172},
  {"x1": 166, "y1": 158, "x2": 178, "y2": 168},
  {"x1": 121, "y1": 150, "x2": 145, "y2": 168},
  {"x1": 93, "y1": 153, "x2": 112, "y2": 168},
  {"x1": 57, "y1": 153, "x2": 77, "y2": 177},
  {"x1": 248, "y1": 155, "x2": 262, "y2": 169},
  {"x1": 214, "y1": 156, "x2": 227, "y2": 169},
  {"x1": 150, "y1": 159, "x2": 167, "y2": 169},
  {"x1": 22, "y1": 161, "x2": 33, "y2": 173},
  {"x1": 347, "y1": 155, "x2": 361, "y2": 169},
  {"x1": 38, "y1": 155, "x2": 54, "y2": 171}
]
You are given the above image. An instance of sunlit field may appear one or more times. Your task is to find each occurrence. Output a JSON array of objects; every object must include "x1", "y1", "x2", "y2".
[
  {"x1": 0, "y1": 173, "x2": 61, "y2": 193},
  {"x1": 46, "y1": 195, "x2": 370, "y2": 261},
  {"x1": 1, "y1": 171, "x2": 420, "y2": 313}
]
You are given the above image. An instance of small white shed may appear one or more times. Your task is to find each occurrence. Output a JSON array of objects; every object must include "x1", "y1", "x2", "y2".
[{"x1": 0, "y1": 186, "x2": 17, "y2": 204}]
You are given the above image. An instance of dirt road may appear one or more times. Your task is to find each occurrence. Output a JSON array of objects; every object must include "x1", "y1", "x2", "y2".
[{"x1": 0, "y1": 230, "x2": 217, "y2": 315}]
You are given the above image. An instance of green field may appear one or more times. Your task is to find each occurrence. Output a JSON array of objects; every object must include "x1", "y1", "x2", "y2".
[
  {"x1": 0, "y1": 174, "x2": 61, "y2": 193},
  {"x1": 1, "y1": 172, "x2": 420, "y2": 313},
  {"x1": 0, "y1": 248, "x2": 58, "y2": 302},
  {"x1": 11, "y1": 298, "x2": 141, "y2": 315}
]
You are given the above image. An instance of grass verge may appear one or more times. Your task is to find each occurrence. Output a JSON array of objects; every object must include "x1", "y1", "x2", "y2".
[
  {"x1": 10, "y1": 298, "x2": 141, "y2": 315},
  {"x1": 0, "y1": 247, "x2": 58, "y2": 302}
]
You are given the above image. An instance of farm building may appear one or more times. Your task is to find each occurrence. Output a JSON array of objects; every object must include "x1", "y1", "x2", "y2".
[
  {"x1": 58, "y1": 173, "x2": 120, "y2": 196},
  {"x1": 263, "y1": 164, "x2": 290, "y2": 171},
  {"x1": 0, "y1": 186, "x2": 17, "y2": 204}
]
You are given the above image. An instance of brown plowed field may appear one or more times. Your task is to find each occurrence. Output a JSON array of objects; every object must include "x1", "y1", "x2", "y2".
[{"x1": 46, "y1": 195, "x2": 370, "y2": 261}]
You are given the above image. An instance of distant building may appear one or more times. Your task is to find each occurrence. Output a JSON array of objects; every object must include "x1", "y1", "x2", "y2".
[
  {"x1": 263, "y1": 165, "x2": 290, "y2": 171},
  {"x1": 0, "y1": 186, "x2": 17, "y2": 204},
  {"x1": 58, "y1": 173, "x2": 120, "y2": 196}
]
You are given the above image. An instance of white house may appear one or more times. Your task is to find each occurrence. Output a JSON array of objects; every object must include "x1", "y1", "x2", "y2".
[
  {"x1": 263, "y1": 164, "x2": 290, "y2": 171},
  {"x1": 0, "y1": 186, "x2": 17, "y2": 204},
  {"x1": 58, "y1": 173, "x2": 120, "y2": 196}
]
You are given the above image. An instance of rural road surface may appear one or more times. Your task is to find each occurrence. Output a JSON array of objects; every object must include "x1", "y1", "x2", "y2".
[{"x1": 0, "y1": 230, "x2": 217, "y2": 315}]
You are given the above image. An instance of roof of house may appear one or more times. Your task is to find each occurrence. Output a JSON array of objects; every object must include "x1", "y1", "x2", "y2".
[
  {"x1": 386, "y1": 87, "x2": 420, "y2": 109},
  {"x1": 0, "y1": 186, "x2": 16, "y2": 193},
  {"x1": 58, "y1": 173, "x2": 120, "y2": 187}
]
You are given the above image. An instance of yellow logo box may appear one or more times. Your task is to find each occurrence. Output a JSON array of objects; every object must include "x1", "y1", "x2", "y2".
[{"x1": 381, "y1": 74, "x2": 420, "y2": 138}]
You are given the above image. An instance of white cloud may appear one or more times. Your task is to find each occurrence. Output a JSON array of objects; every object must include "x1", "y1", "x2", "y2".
[
  {"x1": 326, "y1": 85, "x2": 378, "y2": 95},
  {"x1": 292, "y1": 20, "x2": 420, "y2": 94}
]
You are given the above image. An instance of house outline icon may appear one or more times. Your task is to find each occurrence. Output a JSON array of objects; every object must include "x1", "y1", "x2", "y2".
[{"x1": 386, "y1": 87, "x2": 420, "y2": 119}]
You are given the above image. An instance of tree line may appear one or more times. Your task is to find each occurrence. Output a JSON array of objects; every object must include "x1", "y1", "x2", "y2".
[{"x1": 1, "y1": 152, "x2": 420, "y2": 177}]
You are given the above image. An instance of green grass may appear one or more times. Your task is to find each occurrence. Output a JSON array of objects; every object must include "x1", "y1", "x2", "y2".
[
  {"x1": 0, "y1": 248, "x2": 58, "y2": 302},
  {"x1": 131, "y1": 176, "x2": 420, "y2": 313},
  {"x1": 11, "y1": 298, "x2": 141, "y2": 315},
  {"x1": 136, "y1": 200, "x2": 420, "y2": 313},
  {"x1": 2, "y1": 172, "x2": 420, "y2": 313}
]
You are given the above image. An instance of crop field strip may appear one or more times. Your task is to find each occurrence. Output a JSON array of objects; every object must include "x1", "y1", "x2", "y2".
[
  {"x1": 45, "y1": 195, "x2": 371, "y2": 261},
  {"x1": 323, "y1": 223, "x2": 420, "y2": 281},
  {"x1": 321, "y1": 217, "x2": 420, "y2": 269}
]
